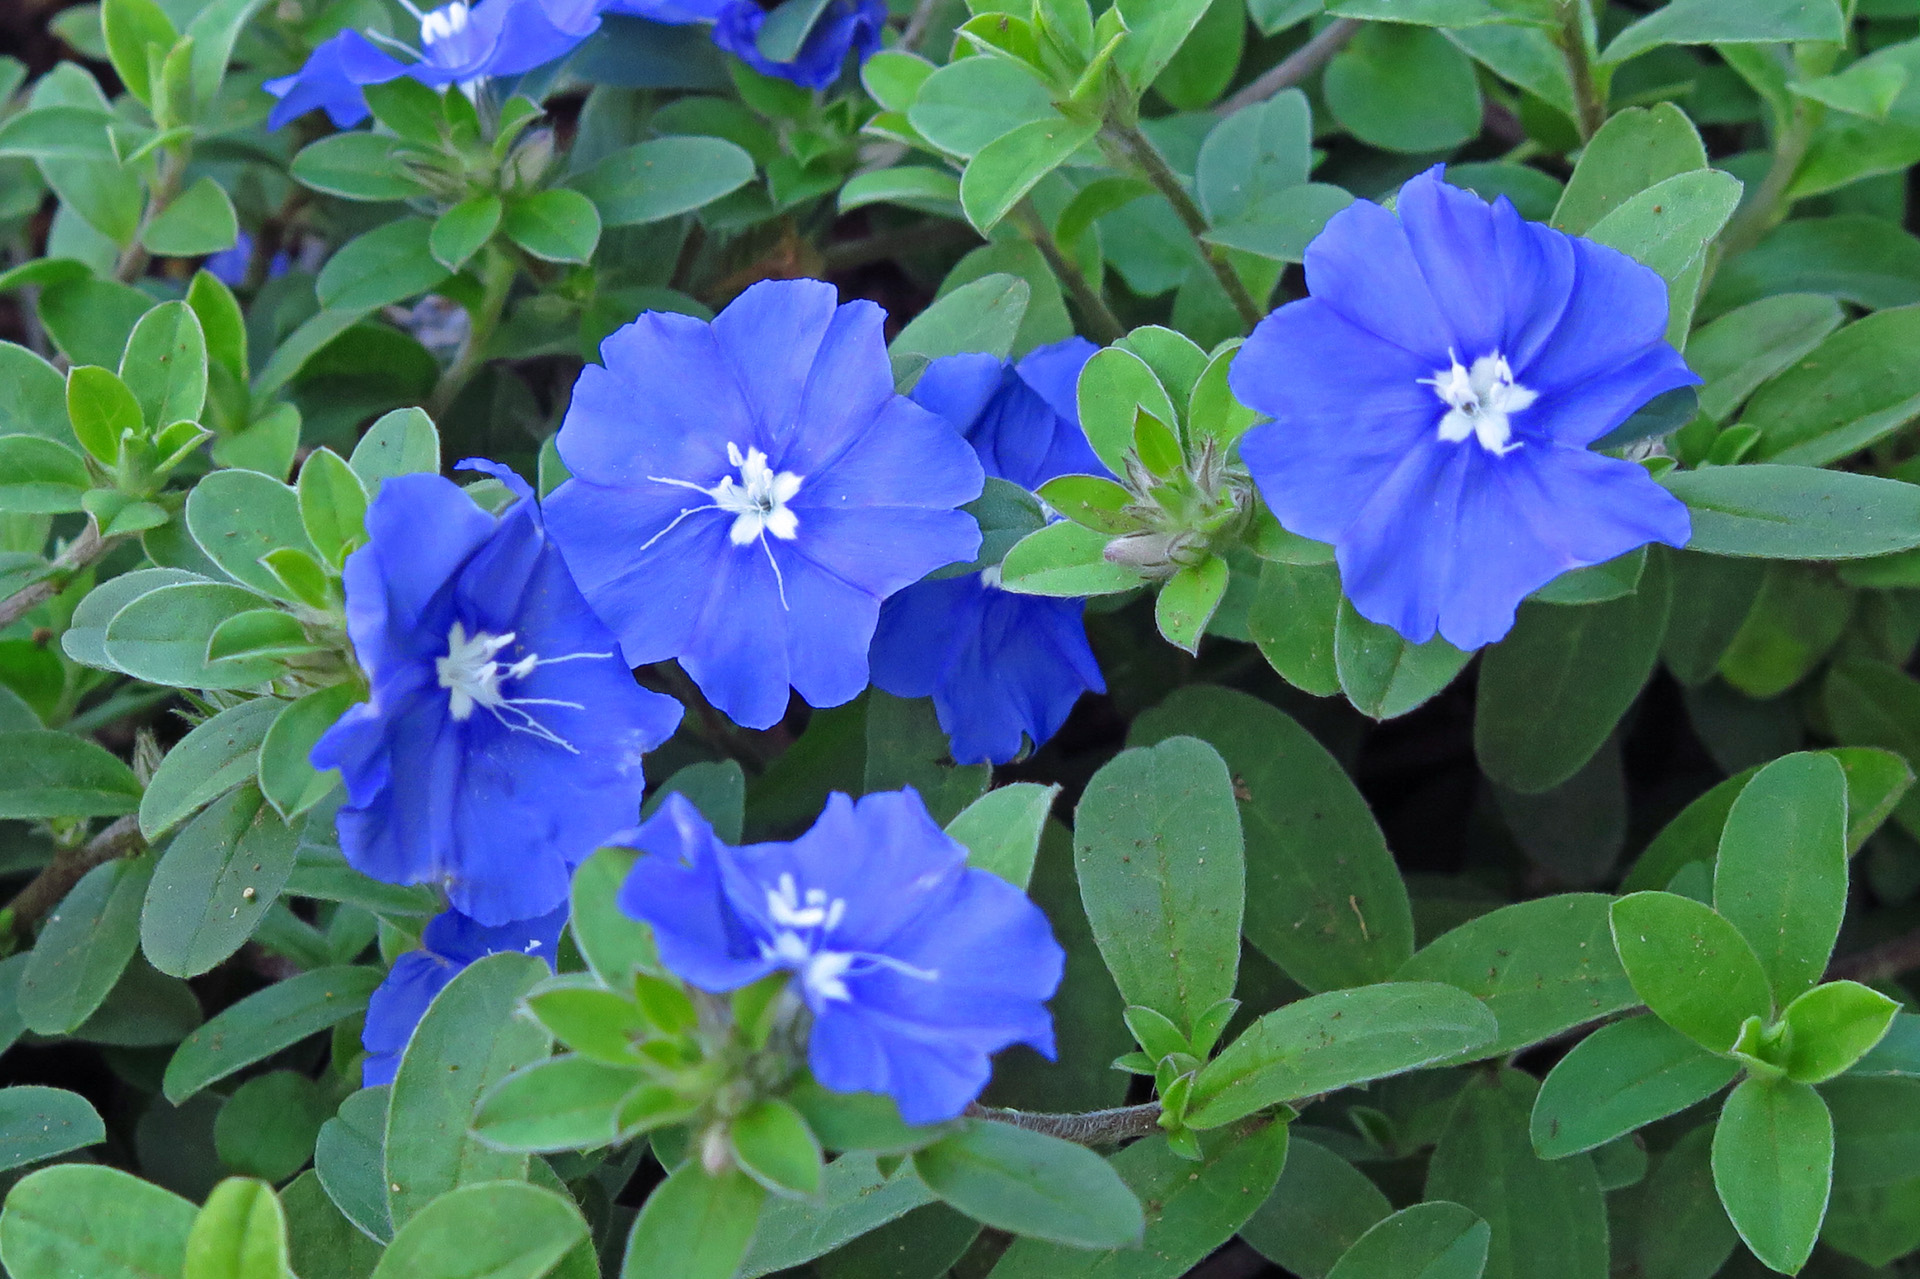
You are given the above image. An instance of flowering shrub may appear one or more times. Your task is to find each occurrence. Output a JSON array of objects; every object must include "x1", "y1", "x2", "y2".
[{"x1": 5, "y1": 0, "x2": 1920, "y2": 1276}]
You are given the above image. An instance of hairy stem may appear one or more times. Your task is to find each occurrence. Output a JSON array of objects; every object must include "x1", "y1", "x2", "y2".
[
  {"x1": 967, "y1": 1101, "x2": 1164, "y2": 1146},
  {"x1": 115, "y1": 149, "x2": 186, "y2": 284},
  {"x1": 4, "y1": 815, "x2": 146, "y2": 944},
  {"x1": 1556, "y1": 2, "x2": 1607, "y2": 143},
  {"x1": 1712, "y1": 97, "x2": 1818, "y2": 268},
  {"x1": 0, "y1": 519, "x2": 118, "y2": 632},
  {"x1": 1218, "y1": 18, "x2": 1361, "y2": 116},
  {"x1": 428, "y1": 247, "x2": 517, "y2": 419},
  {"x1": 1103, "y1": 122, "x2": 1265, "y2": 332},
  {"x1": 1016, "y1": 201, "x2": 1125, "y2": 346}
]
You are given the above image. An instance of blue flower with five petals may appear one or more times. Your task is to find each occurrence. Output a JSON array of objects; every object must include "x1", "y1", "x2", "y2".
[
  {"x1": 310, "y1": 462, "x2": 682, "y2": 925},
  {"x1": 1230, "y1": 166, "x2": 1696, "y2": 651},
  {"x1": 361, "y1": 906, "x2": 566, "y2": 1086},
  {"x1": 617, "y1": 789, "x2": 1064, "y2": 1124},
  {"x1": 546, "y1": 278, "x2": 984, "y2": 730},
  {"x1": 869, "y1": 339, "x2": 1108, "y2": 765}
]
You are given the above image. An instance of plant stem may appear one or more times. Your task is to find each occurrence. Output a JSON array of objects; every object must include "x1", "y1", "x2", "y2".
[
  {"x1": 428, "y1": 246, "x2": 516, "y2": 420},
  {"x1": 1015, "y1": 201, "x2": 1125, "y2": 345},
  {"x1": 0, "y1": 518, "x2": 119, "y2": 632},
  {"x1": 1103, "y1": 121, "x2": 1265, "y2": 332},
  {"x1": 1557, "y1": 2, "x2": 1608, "y2": 143},
  {"x1": 1217, "y1": 18, "x2": 1361, "y2": 116},
  {"x1": 4, "y1": 815, "x2": 145, "y2": 944},
  {"x1": 966, "y1": 1101, "x2": 1164, "y2": 1146},
  {"x1": 1712, "y1": 97, "x2": 1819, "y2": 267},
  {"x1": 115, "y1": 148, "x2": 186, "y2": 284}
]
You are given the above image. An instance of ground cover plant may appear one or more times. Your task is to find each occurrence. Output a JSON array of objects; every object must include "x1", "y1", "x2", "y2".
[{"x1": 5, "y1": 0, "x2": 1920, "y2": 1275}]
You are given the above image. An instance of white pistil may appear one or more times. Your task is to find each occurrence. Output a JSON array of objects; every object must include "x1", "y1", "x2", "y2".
[
  {"x1": 1422, "y1": 351, "x2": 1537, "y2": 457},
  {"x1": 435, "y1": 621, "x2": 610, "y2": 753},
  {"x1": 646, "y1": 442, "x2": 805, "y2": 609},
  {"x1": 757, "y1": 873, "x2": 937, "y2": 1005}
]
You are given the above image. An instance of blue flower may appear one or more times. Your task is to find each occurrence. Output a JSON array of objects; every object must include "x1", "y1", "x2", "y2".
[
  {"x1": 361, "y1": 906, "x2": 566, "y2": 1086},
  {"x1": 711, "y1": 0, "x2": 883, "y2": 90},
  {"x1": 617, "y1": 790, "x2": 1063, "y2": 1124},
  {"x1": 202, "y1": 231, "x2": 289, "y2": 288},
  {"x1": 869, "y1": 340, "x2": 1108, "y2": 765},
  {"x1": 311, "y1": 461, "x2": 682, "y2": 925},
  {"x1": 264, "y1": 0, "x2": 611, "y2": 130},
  {"x1": 545, "y1": 279, "x2": 984, "y2": 731},
  {"x1": 1230, "y1": 166, "x2": 1696, "y2": 651}
]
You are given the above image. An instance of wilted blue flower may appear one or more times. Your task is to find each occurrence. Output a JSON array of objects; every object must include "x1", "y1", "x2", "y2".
[
  {"x1": 618, "y1": 790, "x2": 1063, "y2": 1124},
  {"x1": 1231, "y1": 166, "x2": 1695, "y2": 651},
  {"x1": 711, "y1": 0, "x2": 883, "y2": 90},
  {"x1": 265, "y1": 0, "x2": 690, "y2": 129},
  {"x1": 869, "y1": 340, "x2": 1107, "y2": 765},
  {"x1": 311, "y1": 462, "x2": 682, "y2": 925},
  {"x1": 361, "y1": 906, "x2": 566, "y2": 1086},
  {"x1": 546, "y1": 279, "x2": 984, "y2": 731},
  {"x1": 203, "y1": 232, "x2": 289, "y2": 288}
]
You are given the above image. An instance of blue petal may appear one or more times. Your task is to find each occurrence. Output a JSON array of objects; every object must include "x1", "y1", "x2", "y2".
[
  {"x1": 1519, "y1": 235, "x2": 1697, "y2": 409},
  {"x1": 1302, "y1": 188, "x2": 1453, "y2": 360},
  {"x1": 798, "y1": 397, "x2": 984, "y2": 515},
  {"x1": 423, "y1": 905, "x2": 569, "y2": 965},
  {"x1": 710, "y1": 0, "x2": 882, "y2": 89},
  {"x1": 361, "y1": 950, "x2": 456, "y2": 1085},
  {"x1": 486, "y1": 0, "x2": 601, "y2": 75},
  {"x1": 599, "y1": 0, "x2": 730, "y2": 19},
  {"x1": 618, "y1": 794, "x2": 777, "y2": 990},
  {"x1": 264, "y1": 30, "x2": 408, "y2": 130}
]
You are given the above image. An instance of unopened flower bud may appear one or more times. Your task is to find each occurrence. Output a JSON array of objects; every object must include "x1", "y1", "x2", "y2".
[{"x1": 700, "y1": 1124, "x2": 733, "y2": 1176}]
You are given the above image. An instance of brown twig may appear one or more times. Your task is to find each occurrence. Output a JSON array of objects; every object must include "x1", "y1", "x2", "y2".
[
  {"x1": 1015, "y1": 201, "x2": 1125, "y2": 346},
  {"x1": 5, "y1": 815, "x2": 146, "y2": 943},
  {"x1": 1218, "y1": 18, "x2": 1362, "y2": 116},
  {"x1": 0, "y1": 518, "x2": 118, "y2": 632},
  {"x1": 966, "y1": 1100, "x2": 1164, "y2": 1146}
]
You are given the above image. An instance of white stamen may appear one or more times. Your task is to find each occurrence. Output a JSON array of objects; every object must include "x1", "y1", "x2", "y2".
[
  {"x1": 1421, "y1": 351, "x2": 1537, "y2": 457},
  {"x1": 418, "y1": 0, "x2": 468, "y2": 45},
  {"x1": 756, "y1": 874, "x2": 936, "y2": 1004},
  {"x1": 434, "y1": 621, "x2": 610, "y2": 753},
  {"x1": 646, "y1": 442, "x2": 804, "y2": 610}
]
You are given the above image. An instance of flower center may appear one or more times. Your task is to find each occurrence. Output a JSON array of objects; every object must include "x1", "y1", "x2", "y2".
[
  {"x1": 434, "y1": 621, "x2": 610, "y2": 753},
  {"x1": 758, "y1": 872, "x2": 936, "y2": 1004},
  {"x1": 646, "y1": 442, "x2": 806, "y2": 609},
  {"x1": 1422, "y1": 352, "x2": 1537, "y2": 457}
]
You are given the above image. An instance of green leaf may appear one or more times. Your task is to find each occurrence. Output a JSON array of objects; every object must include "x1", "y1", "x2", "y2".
[
  {"x1": 296, "y1": 447, "x2": 367, "y2": 570},
  {"x1": 214, "y1": 1072, "x2": 330, "y2": 1183},
  {"x1": 1154, "y1": 554, "x2": 1229, "y2": 654},
  {"x1": 1691, "y1": 295, "x2": 1846, "y2": 425},
  {"x1": 1249, "y1": 560, "x2": 1342, "y2": 696},
  {"x1": 1743, "y1": 305, "x2": 1920, "y2": 466},
  {"x1": 119, "y1": 300, "x2": 208, "y2": 433},
  {"x1": 1586, "y1": 168, "x2": 1743, "y2": 283},
  {"x1": 0, "y1": 1086, "x2": 105, "y2": 1172},
  {"x1": 946, "y1": 783, "x2": 1057, "y2": 889},
  {"x1": 1705, "y1": 215, "x2": 1920, "y2": 318},
  {"x1": 103, "y1": 582, "x2": 285, "y2": 689},
  {"x1": 912, "y1": 1120, "x2": 1143, "y2": 1249},
  {"x1": 1187, "y1": 983, "x2": 1495, "y2": 1129},
  {"x1": 349, "y1": 406, "x2": 439, "y2": 489},
  {"x1": 0, "y1": 342, "x2": 73, "y2": 444},
  {"x1": 570, "y1": 847, "x2": 660, "y2": 986},
  {"x1": 503, "y1": 190, "x2": 601, "y2": 265},
  {"x1": 1239, "y1": 1136, "x2": 1392, "y2": 1278},
  {"x1": 182, "y1": 0, "x2": 269, "y2": 109},
  {"x1": 960, "y1": 115, "x2": 1098, "y2": 235},
  {"x1": 316, "y1": 220, "x2": 450, "y2": 311},
  {"x1": 0, "y1": 1164, "x2": 194, "y2": 1279},
  {"x1": 259, "y1": 684, "x2": 357, "y2": 820},
  {"x1": 101, "y1": 0, "x2": 175, "y2": 106},
  {"x1": 0, "y1": 436, "x2": 89, "y2": 514},
  {"x1": 65, "y1": 363, "x2": 140, "y2": 464},
  {"x1": 889, "y1": 273, "x2": 1030, "y2": 387},
  {"x1": 372, "y1": 1181, "x2": 589, "y2": 1279},
  {"x1": 1530, "y1": 1016, "x2": 1739, "y2": 1158},
  {"x1": 1778, "y1": 981, "x2": 1900, "y2": 1085},
  {"x1": 429, "y1": 195, "x2": 501, "y2": 274},
  {"x1": 18, "y1": 857, "x2": 152, "y2": 1033},
  {"x1": 1476, "y1": 555, "x2": 1670, "y2": 794},
  {"x1": 1396, "y1": 895, "x2": 1638, "y2": 1059},
  {"x1": 1664, "y1": 464, "x2": 1920, "y2": 559},
  {"x1": 1610, "y1": 891, "x2": 1772, "y2": 1053},
  {"x1": 572, "y1": 136, "x2": 756, "y2": 227},
  {"x1": 863, "y1": 691, "x2": 989, "y2": 826},
  {"x1": 621, "y1": 1165, "x2": 765, "y2": 1279},
  {"x1": 473, "y1": 1055, "x2": 640, "y2": 1152},
  {"x1": 1072, "y1": 736, "x2": 1244, "y2": 1034},
  {"x1": 838, "y1": 166, "x2": 962, "y2": 215},
  {"x1": 1603, "y1": 0, "x2": 1846, "y2": 65},
  {"x1": 1551, "y1": 104, "x2": 1706, "y2": 236},
  {"x1": 1196, "y1": 89, "x2": 1311, "y2": 225},
  {"x1": 289, "y1": 133, "x2": 418, "y2": 202},
  {"x1": 733, "y1": 1097, "x2": 824, "y2": 1197},
  {"x1": 386, "y1": 952, "x2": 551, "y2": 1227},
  {"x1": 738, "y1": 1155, "x2": 934, "y2": 1275},
  {"x1": 986, "y1": 1122, "x2": 1290, "y2": 1277},
  {"x1": 907, "y1": 55, "x2": 1056, "y2": 159},
  {"x1": 1426, "y1": 1071, "x2": 1607, "y2": 1279},
  {"x1": 1335, "y1": 600, "x2": 1472, "y2": 721},
  {"x1": 184, "y1": 1178, "x2": 290, "y2": 1279},
  {"x1": 1324, "y1": 1202, "x2": 1491, "y2": 1279},
  {"x1": 1711, "y1": 1077, "x2": 1833, "y2": 1274},
  {"x1": 186, "y1": 467, "x2": 319, "y2": 601},
  {"x1": 163, "y1": 966, "x2": 381, "y2": 1102},
  {"x1": 1323, "y1": 23, "x2": 1481, "y2": 154},
  {"x1": 143, "y1": 178, "x2": 238, "y2": 257},
  {"x1": 142, "y1": 785, "x2": 298, "y2": 978},
  {"x1": 998, "y1": 519, "x2": 1144, "y2": 598},
  {"x1": 0, "y1": 727, "x2": 141, "y2": 819},
  {"x1": 1131, "y1": 685, "x2": 1415, "y2": 992},
  {"x1": 138, "y1": 698, "x2": 278, "y2": 839},
  {"x1": 1714, "y1": 752, "x2": 1848, "y2": 1005},
  {"x1": 313, "y1": 1087, "x2": 392, "y2": 1244},
  {"x1": 282, "y1": 1171, "x2": 383, "y2": 1279},
  {"x1": 0, "y1": 105, "x2": 116, "y2": 161},
  {"x1": 1076, "y1": 345, "x2": 1176, "y2": 479}
]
